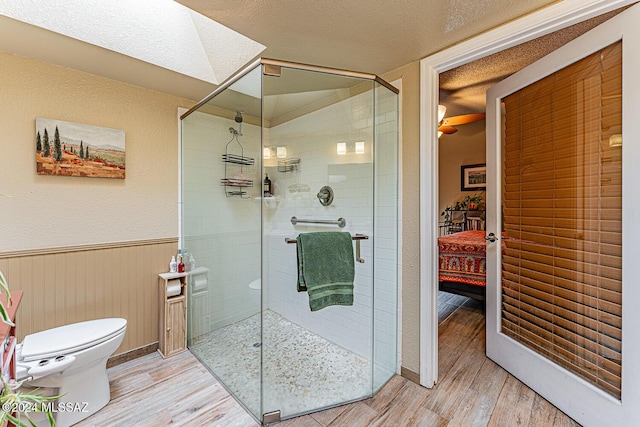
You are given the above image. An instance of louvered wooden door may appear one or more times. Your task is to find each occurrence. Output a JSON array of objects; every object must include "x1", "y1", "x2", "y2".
[{"x1": 485, "y1": 4, "x2": 640, "y2": 426}]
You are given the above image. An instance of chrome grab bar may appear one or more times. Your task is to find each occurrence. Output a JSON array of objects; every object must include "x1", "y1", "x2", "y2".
[
  {"x1": 290, "y1": 216, "x2": 346, "y2": 228},
  {"x1": 285, "y1": 233, "x2": 369, "y2": 263}
]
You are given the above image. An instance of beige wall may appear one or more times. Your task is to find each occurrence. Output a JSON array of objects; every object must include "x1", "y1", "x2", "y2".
[
  {"x1": 0, "y1": 51, "x2": 195, "y2": 355},
  {"x1": 383, "y1": 61, "x2": 421, "y2": 378},
  {"x1": 0, "y1": 240, "x2": 177, "y2": 355},
  {"x1": 438, "y1": 120, "x2": 486, "y2": 216},
  {"x1": 0, "y1": 51, "x2": 195, "y2": 252}
]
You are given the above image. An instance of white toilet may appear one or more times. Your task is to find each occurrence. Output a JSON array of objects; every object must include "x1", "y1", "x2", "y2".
[
  {"x1": 249, "y1": 278, "x2": 261, "y2": 308},
  {"x1": 15, "y1": 318, "x2": 127, "y2": 427}
]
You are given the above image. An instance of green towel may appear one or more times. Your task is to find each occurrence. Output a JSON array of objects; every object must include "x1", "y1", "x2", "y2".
[{"x1": 296, "y1": 232, "x2": 355, "y2": 311}]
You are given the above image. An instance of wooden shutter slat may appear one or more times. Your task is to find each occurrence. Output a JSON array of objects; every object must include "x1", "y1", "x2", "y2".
[
  {"x1": 502, "y1": 278, "x2": 622, "y2": 330},
  {"x1": 502, "y1": 298, "x2": 621, "y2": 358},
  {"x1": 500, "y1": 41, "x2": 622, "y2": 398},
  {"x1": 502, "y1": 286, "x2": 621, "y2": 340}
]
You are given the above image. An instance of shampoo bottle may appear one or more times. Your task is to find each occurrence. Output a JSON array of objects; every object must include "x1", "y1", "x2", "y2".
[{"x1": 264, "y1": 174, "x2": 272, "y2": 196}]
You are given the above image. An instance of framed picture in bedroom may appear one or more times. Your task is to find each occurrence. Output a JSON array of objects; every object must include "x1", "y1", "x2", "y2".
[
  {"x1": 35, "y1": 117, "x2": 126, "y2": 179},
  {"x1": 461, "y1": 163, "x2": 486, "y2": 191}
]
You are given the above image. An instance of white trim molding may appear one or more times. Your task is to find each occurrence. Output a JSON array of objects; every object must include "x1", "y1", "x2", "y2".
[{"x1": 418, "y1": 0, "x2": 637, "y2": 388}]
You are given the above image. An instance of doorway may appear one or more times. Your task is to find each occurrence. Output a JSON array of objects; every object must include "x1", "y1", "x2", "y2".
[
  {"x1": 433, "y1": 6, "x2": 625, "y2": 387},
  {"x1": 421, "y1": 0, "x2": 634, "y2": 389}
]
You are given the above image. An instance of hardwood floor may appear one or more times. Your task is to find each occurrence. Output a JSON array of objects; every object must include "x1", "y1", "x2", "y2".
[{"x1": 77, "y1": 293, "x2": 580, "y2": 426}]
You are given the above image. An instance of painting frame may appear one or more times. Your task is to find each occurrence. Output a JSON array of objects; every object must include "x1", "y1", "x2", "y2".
[
  {"x1": 35, "y1": 117, "x2": 126, "y2": 179},
  {"x1": 460, "y1": 163, "x2": 486, "y2": 191}
]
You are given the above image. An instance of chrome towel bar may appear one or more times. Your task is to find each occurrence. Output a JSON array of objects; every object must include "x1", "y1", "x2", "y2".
[
  {"x1": 290, "y1": 216, "x2": 346, "y2": 228},
  {"x1": 285, "y1": 234, "x2": 369, "y2": 263}
]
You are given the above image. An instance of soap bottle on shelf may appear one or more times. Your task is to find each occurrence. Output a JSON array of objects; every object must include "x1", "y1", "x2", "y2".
[
  {"x1": 264, "y1": 174, "x2": 272, "y2": 197},
  {"x1": 178, "y1": 255, "x2": 185, "y2": 273},
  {"x1": 183, "y1": 251, "x2": 191, "y2": 272},
  {"x1": 169, "y1": 256, "x2": 177, "y2": 273}
]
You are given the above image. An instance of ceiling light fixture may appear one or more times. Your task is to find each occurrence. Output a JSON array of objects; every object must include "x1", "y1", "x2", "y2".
[
  {"x1": 438, "y1": 105, "x2": 447, "y2": 139},
  {"x1": 438, "y1": 105, "x2": 447, "y2": 123}
]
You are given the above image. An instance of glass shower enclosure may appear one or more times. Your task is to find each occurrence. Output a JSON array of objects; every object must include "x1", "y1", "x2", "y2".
[{"x1": 180, "y1": 59, "x2": 398, "y2": 424}]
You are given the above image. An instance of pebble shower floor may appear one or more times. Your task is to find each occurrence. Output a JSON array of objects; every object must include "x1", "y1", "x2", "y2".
[{"x1": 189, "y1": 310, "x2": 371, "y2": 418}]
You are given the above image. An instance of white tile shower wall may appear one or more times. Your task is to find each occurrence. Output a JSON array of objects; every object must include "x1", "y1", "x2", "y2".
[
  {"x1": 265, "y1": 89, "x2": 398, "y2": 362},
  {"x1": 182, "y1": 111, "x2": 262, "y2": 333},
  {"x1": 374, "y1": 85, "x2": 399, "y2": 375}
]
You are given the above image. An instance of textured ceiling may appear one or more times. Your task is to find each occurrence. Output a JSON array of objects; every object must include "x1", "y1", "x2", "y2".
[
  {"x1": 0, "y1": 0, "x2": 628, "y2": 110},
  {"x1": 176, "y1": 0, "x2": 558, "y2": 77},
  {"x1": 178, "y1": 0, "x2": 625, "y2": 116},
  {"x1": 439, "y1": 8, "x2": 625, "y2": 116}
]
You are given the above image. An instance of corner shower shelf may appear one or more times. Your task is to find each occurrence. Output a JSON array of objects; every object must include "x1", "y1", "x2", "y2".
[{"x1": 277, "y1": 158, "x2": 300, "y2": 173}]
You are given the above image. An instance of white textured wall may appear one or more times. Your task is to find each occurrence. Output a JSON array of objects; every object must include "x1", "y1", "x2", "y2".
[{"x1": 0, "y1": 51, "x2": 193, "y2": 252}]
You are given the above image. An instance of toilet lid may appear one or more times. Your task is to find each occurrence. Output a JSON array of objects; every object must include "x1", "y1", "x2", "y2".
[{"x1": 21, "y1": 318, "x2": 127, "y2": 362}]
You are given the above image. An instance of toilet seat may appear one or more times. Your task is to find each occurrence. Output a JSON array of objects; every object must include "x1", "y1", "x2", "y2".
[{"x1": 20, "y1": 318, "x2": 127, "y2": 362}]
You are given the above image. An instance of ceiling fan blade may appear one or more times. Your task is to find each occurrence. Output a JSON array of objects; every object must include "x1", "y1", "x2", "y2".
[
  {"x1": 442, "y1": 113, "x2": 486, "y2": 126},
  {"x1": 438, "y1": 125, "x2": 457, "y2": 134}
]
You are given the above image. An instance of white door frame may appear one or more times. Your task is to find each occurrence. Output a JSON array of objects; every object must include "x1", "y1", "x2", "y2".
[{"x1": 418, "y1": 0, "x2": 637, "y2": 388}]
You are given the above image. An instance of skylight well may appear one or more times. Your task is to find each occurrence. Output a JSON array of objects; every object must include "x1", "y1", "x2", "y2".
[{"x1": 0, "y1": 0, "x2": 265, "y2": 85}]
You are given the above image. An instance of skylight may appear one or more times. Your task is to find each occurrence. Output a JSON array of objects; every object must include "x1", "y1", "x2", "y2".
[{"x1": 0, "y1": 0, "x2": 265, "y2": 85}]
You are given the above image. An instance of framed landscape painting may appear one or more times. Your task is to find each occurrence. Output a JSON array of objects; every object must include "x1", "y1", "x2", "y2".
[
  {"x1": 461, "y1": 163, "x2": 486, "y2": 191},
  {"x1": 35, "y1": 118, "x2": 125, "y2": 179}
]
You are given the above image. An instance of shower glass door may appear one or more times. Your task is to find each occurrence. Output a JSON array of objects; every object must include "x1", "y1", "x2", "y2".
[
  {"x1": 182, "y1": 65, "x2": 263, "y2": 419},
  {"x1": 260, "y1": 63, "x2": 398, "y2": 420},
  {"x1": 182, "y1": 58, "x2": 398, "y2": 424},
  {"x1": 373, "y1": 80, "x2": 399, "y2": 393}
]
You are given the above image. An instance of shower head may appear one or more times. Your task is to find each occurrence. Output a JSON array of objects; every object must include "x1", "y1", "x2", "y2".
[{"x1": 235, "y1": 110, "x2": 244, "y2": 123}]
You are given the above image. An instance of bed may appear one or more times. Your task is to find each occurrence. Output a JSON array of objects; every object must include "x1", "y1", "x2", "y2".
[{"x1": 438, "y1": 230, "x2": 488, "y2": 301}]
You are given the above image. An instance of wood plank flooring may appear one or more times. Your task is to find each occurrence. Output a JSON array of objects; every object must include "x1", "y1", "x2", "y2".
[{"x1": 76, "y1": 293, "x2": 580, "y2": 426}]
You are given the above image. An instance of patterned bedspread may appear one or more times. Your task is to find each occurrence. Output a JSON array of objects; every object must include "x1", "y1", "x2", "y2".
[{"x1": 438, "y1": 230, "x2": 487, "y2": 287}]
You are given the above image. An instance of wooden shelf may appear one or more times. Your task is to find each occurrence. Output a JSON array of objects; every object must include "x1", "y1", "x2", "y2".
[{"x1": 158, "y1": 273, "x2": 187, "y2": 358}]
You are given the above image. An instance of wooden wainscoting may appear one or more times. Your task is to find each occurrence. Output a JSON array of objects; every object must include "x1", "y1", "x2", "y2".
[{"x1": 0, "y1": 238, "x2": 178, "y2": 357}]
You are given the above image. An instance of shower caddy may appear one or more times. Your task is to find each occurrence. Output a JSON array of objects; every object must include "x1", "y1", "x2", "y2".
[{"x1": 220, "y1": 113, "x2": 254, "y2": 198}]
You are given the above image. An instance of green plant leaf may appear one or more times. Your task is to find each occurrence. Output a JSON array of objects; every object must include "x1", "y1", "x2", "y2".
[
  {"x1": 0, "y1": 303, "x2": 14, "y2": 327},
  {"x1": 0, "y1": 271, "x2": 12, "y2": 305},
  {"x1": 0, "y1": 271, "x2": 14, "y2": 326},
  {"x1": 5, "y1": 412, "x2": 35, "y2": 427}
]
